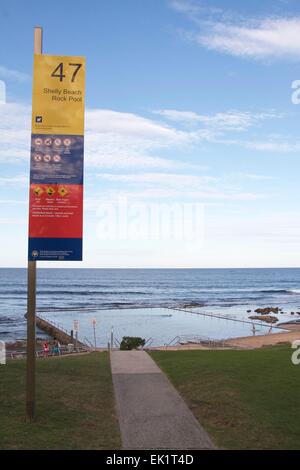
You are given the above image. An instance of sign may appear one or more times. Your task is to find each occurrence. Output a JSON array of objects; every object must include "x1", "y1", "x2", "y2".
[
  {"x1": 73, "y1": 320, "x2": 79, "y2": 332},
  {"x1": 0, "y1": 341, "x2": 6, "y2": 365},
  {"x1": 28, "y1": 55, "x2": 85, "y2": 261},
  {"x1": 32, "y1": 55, "x2": 85, "y2": 135}
]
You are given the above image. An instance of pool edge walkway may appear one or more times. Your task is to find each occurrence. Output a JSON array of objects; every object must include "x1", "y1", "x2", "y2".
[{"x1": 110, "y1": 350, "x2": 215, "y2": 450}]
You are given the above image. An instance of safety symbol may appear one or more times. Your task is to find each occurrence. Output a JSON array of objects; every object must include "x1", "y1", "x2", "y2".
[
  {"x1": 34, "y1": 138, "x2": 43, "y2": 146},
  {"x1": 43, "y1": 155, "x2": 51, "y2": 163},
  {"x1": 44, "y1": 137, "x2": 52, "y2": 146},
  {"x1": 54, "y1": 138, "x2": 62, "y2": 147},
  {"x1": 33, "y1": 186, "x2": 43, "y2": 196},
  {"x1": 58, "y1": 187, "x2": 68, "y2": 197},
  {"x1": 46, "y1": 187, "x2": 55, "y2": 196},
  {"x1": 33, "y1": 153, "x2": 42, "y2": 162},
  {"x1": 63, "y1": 138, "x2": 71, "y2": 147},
  {"x1": 53, "y1": 154, "x2": 61, "y2": 163}
]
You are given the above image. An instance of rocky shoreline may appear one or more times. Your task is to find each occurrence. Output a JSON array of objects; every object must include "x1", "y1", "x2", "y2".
[{"x1": 247, "y1": 306, "x2": 300, "y2": 324}]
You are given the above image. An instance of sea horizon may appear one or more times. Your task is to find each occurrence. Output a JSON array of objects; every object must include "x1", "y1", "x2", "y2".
[{"x1": 2, "y1": 266, "x2": 300, "y2": 270}]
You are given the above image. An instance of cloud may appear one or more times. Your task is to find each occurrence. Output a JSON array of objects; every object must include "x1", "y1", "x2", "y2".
[
  {"x1": 219, "y1": 137, "x2": 300, "y2": 152},
  {"x1": 0, "y1": 217, "x2": 27, "y2": 225},
  {"x1": 207, "y1": 210, "x2": 300, "y2": 242},
  {"x1": 97, "y1": 172, "x2": 216, "y2": 186},
  {"x1": 170, "y1": 0, "x2": 223, "y2": 18},
  {"x1": 87, "y1": 109, "x2": 190, "y2": 143},
  {"x1": 0, "y1": 104, "x2": 200, "y2": 169},
  {"x1": 153, "y1": 109, "x2": 281, "y2": 131},
  {"x1": 85, "y1": 109, "x2": 201, "y2": 170},
  {"x1": 95, "y1": 172, "x2": 265, "y2": 202},
  {"x1": 0, "y1": 199, "x2": 27, "y2": 205},
  {"x1": 0, "y1": 103, "x2": 31, "y2": 162},
  {"x1": 170, "y1": 1, "x2": 300, "y2": 61},
  {"x1": 197, "y1": 17, "x2": 300, "y2": 60},
  {"x1": 0, "y1": 100, "x2": 293, "y2": 190},
  {"x1": 0, "y1": 65, "x2": 31, "y2": 83},
  {"x1": 225, "y1": 172, "x2": 275, "y2": 181},
  {"x1": 0, "y1": 175, "x2": 28, "y2": 186},
  {"x1": 243, "y1": 139, "x2": 300, "y2": 152}
]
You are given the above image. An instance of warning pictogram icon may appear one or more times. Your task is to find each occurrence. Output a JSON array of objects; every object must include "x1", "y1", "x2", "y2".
[
  {"x1": 44, "y1": 137, "x2": 52, "y2": 146},
  {"x1": 58, "y1": 187, "x2": 68, "y2": 197},
  {"x1": 34, "y1": 138, "x2": 43, "y2": 146},
  {"x1": 33, "y1": 186, "x2": 43, "y2": 196},
  {"x1": 46, "y1": 187, "x2": 55, "y2": 196},
  {"x1": 63, "y1": 138, "x2": 71, "y2": 147},
  {"x1": 33, "y1": 153, "x2": 42, "y2": 162}
]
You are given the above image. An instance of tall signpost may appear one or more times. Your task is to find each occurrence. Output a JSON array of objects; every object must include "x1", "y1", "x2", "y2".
[{"x1": 26, "y1": 27, "x2": 85, "y2": 421}]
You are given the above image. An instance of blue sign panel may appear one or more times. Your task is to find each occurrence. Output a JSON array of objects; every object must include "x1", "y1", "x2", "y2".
[{"x1": 30, "y1": 134, "x2": 84, "y2": 185}]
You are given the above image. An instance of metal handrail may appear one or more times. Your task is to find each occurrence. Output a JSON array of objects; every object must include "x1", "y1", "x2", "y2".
[
  {"x1": 36, "y1": 314, "x2": 92, "y2": 348},
  {"x1": 165, "y1": 336, "x2": 180, "y2": 347},
  {"x1": 144, "y1": 337, "x2": 154, "y2": 348},
  {"x1": 168, "y1": 306, "x2": 284, "y2": 330},
  {"x1": 83, "y1": 337, "x2": 94, "y2": 349}
]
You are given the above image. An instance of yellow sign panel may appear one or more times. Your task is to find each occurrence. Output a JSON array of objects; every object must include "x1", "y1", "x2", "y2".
[
  {"x1": 32, "y1": 55, "x2": 85, "y2": 135},
  {"x1": 33, "y1": 186, "x2": 43, "y2": 196},
  {"x1": 58, "y1": 187, "x2": 68, "y2": 197},
  {"x1": 46, "y1": 187, "x2": 55, "y2": 196}
]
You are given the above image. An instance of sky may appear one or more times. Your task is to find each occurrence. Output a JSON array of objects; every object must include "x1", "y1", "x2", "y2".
[{"x1": 1, "y1": 0, "x2": 300, "y2": 268}]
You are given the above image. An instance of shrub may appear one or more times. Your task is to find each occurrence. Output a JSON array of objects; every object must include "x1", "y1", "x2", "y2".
[{"x1": 120, "y1": 336, "x2": 146, "y2": 351}]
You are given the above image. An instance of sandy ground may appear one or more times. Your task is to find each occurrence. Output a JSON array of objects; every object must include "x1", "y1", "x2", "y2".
[
  {"x1": 224, "y1": 327, "x2": 300, "y2": 349},
  {"x1": 277, "y1": 322, "x2": 300, "y2": 331}
]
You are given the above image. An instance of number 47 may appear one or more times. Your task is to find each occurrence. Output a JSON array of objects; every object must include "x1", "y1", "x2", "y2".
[{"x1": 51, "y1": 63, "x2": 82, "y2": 82}]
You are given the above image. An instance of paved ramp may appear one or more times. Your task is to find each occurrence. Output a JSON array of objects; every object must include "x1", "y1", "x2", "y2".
[{"x1": 110, "y1": 350, "x2": 215, "y2": 450}]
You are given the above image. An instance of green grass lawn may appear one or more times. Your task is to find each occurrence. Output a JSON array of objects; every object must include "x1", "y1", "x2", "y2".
[
  {"x1": 150, "y1": 346, "x2": 300, "y2": 450},
  {"x1": 0, "y1": 352, "x2": 121, "y2": 449}
]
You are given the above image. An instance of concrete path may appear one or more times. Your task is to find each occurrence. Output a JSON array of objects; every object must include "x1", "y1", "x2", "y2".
[{"x1": 110, "y1": 350, "x2": 215, "y2": 450}]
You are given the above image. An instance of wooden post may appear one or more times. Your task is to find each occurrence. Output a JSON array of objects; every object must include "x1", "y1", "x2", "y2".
[
  {"x1": 75, "y1": 331, "x2": 78, "y2": 352},
  {"x1": 26, "y1": 26, "x2": 42, "y2": 422},
  {"x1": 110, "y1": 327, "x2": 114, "y2": 350},
  {"x1": 34, "y1": 26, "x2": 43, "y2": 55},
  {"x1": 26, "y1": 260, "x2": 36, "y2": 421}
]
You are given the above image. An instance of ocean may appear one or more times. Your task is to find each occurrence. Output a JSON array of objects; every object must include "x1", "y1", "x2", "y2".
[{"x1": 1, "y1": 268, "x2": 300, "y2": 346}]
